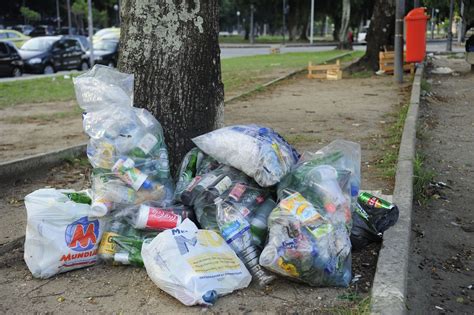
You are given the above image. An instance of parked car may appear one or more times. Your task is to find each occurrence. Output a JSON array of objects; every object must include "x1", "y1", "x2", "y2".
[
  {"x1": 12, "y1": 24, "x2": 34, "y2": 36},
  {"x1": 88, "y1": 39, "x2": 119, "y2": 67},
  {"x1": 19, "y1": 36, "x2": 89, "y2": 74},
  {"x1": 0, "y1": 41, "x2": 23, "y2": 77},
  {"x1": 29, "y1": 25, "x2": 55, "y2": 37},
  {"x1": 0, "y1": 29, "x2": 31, "y2": 48},
  {"x1": 93, "y1": 27, "x2": 120, "y2": 43},
  {"x1": 357, "y1": 26, "x2": 368, "y2": 43},
  {"x1": 63, "y1": 35, "x2": 90, "y2": 51}
]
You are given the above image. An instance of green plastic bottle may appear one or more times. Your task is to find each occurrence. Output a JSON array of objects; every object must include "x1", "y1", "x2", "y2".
[{"x1": 64, "y1": 192, "x2": 92, "y2": 205}]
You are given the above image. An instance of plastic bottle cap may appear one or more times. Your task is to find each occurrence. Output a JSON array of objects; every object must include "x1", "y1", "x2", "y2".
[
  {"x1": 114, "y1": 252, "x2": 130, "y2": 265},
  {"x1": 135, "y1": 204, "x2": 150, "y2": 229},
  {"x1": 91, "y1": 202, "x2": 109, "y2": 216}
]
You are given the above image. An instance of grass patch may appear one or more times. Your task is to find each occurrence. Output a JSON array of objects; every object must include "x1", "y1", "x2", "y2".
[
  {"x1": 375, "y1": 103, "x2": 409, "y2": 179},
  {"x1": 325, "y1": 295, "x2": 370, "y2": 315},
  {"x1": 413, "y1": 153, "x2": 435, "y2": 202},
  {"x1": 284, "y1": 133, "x2": 322, "y2": 146},
  {"x1": 0, "y1": 74, "x2": 81, "y2": 109},
  {"x1": 350, "y1": 70, "x2": 373, "y2": 79},
  {"x1": 1, "y1": 50, "x2": 358, "y2": 108},
  {"x1": 420, "y1": 79, "x2": 431, "y2": 92},
  {"x1": 218, "y1": 35, "x2": 334, "y2": 44}
]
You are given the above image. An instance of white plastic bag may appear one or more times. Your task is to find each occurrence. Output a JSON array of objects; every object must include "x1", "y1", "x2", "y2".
[
  {"x1": 142, "y1": 219, "x2": 251, "y2": 306},
  {"x1": 24, "y1": 189, "x2": 104, "y2": 279},
  {"x1": 192, "y1": 125, "x2": 299, "y2": 187}
]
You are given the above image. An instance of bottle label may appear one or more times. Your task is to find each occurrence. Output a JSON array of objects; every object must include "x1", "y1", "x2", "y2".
[
  {"x1": 147, "y1": 208, "x2": 182, "y2": 230},
  {"x1": 137, "y1": 134, "x2": 158, "y2": 155},
  {"x1": 214, "y1": 176, "x2": 232, "y2": 194},
  {"x1": 186, "y1": 176, "x2": 202, "y2": 192},
  {"x1": 198, "y1": 174, "x2": 218, "y2": 189},
  {"x1": 229, "y1": 183, "x2": 246, "y2": 201},
  {"x1": 112, "y1": 158, "x2": 148, "y2": 191},
  {"x1": 98, "y1": 231, "x2": 119, "y2": 256},
  {"x1": 221, "y1": 219, "x2": 250, "y2": 245}
]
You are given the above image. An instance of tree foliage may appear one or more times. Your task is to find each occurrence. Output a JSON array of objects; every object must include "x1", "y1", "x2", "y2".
[{"x1": 20, "y1": 6, "x2": 41, "y2": 24}]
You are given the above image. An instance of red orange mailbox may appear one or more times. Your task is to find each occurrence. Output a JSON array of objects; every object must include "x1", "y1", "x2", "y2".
[{"x1": 405, "y1": 8, "x2": 430, "y2": 63}]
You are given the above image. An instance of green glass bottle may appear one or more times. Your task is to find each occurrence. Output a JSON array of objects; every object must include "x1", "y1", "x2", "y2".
[{"x1": 64, "y1": 192, "x2": 92, "y2": 205}]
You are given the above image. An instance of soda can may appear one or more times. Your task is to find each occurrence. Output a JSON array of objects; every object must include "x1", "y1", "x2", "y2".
[{"x1": 357, "y1": 192, "x2": 397, "y2": 212}]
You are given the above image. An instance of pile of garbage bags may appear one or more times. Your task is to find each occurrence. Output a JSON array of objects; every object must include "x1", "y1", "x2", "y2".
[{"x1": 23, "y1": 65, "x2": 399, "y2": 307}]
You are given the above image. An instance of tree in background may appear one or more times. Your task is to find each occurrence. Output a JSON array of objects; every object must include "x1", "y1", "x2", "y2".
[
  {"x1": 119, "y1": 0, "x2": 224, "y2": 172},
  {"x1": 351, "y1": 0, "x2": 395, "y2": 71},
  {"x1": 20, "y1": 6, "x2": 41, "y2": 25},
  {"x1": 338, "y1": 0, "x2": 351, "y2": 49}
]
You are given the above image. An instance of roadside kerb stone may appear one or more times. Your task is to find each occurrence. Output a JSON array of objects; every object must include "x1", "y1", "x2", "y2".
[
  {"x1": 370, "y1": 64, "x2": 424, "y2": 315},
  {"x1": 0, "y1": 144, "x2": 87, "y2": 184}
]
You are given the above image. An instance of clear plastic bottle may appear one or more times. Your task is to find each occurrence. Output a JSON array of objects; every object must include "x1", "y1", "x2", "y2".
[{"x1": 216, "y1": 198, "x2": 275, "y2": 286}]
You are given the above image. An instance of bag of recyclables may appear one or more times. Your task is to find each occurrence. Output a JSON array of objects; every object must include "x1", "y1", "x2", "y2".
[
  {"x1": 142, "y1": 219, "x2": 251, "y2": 306},
  {"x1": 24, "y1": 189, "x2": 104, "y2": 279},
  {"x1": 192, "y1": 125, "x2": 300, "y2": 187},
  {"x1": 259, "y1": 140, "x2": 360, "y2": 287},
  {"x1": 73, "y1": 65, "x2": 174, "y2": 216}
]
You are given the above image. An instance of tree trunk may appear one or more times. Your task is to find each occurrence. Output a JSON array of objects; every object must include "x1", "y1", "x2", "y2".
[
  {"x1": 118, "y1": 0, "x2": 224, "y2": 173},
  {"x1": 350, "y1": 0, "x2": 395, "y2": 71},
  {"x1": 338, "y1": 0, "x2": 351, "y2": 49}
]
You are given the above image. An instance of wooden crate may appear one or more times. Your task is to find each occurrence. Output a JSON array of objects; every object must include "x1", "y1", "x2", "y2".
[
  {"x1": 270, "y1": 46, "x2": 281, "y2": 54},
  {"x1": 379, "y1": 51, "x2": 415, "y2": 74},
  {"x1": 307, "y1": 59, "x2": 342, "y2": 80}
]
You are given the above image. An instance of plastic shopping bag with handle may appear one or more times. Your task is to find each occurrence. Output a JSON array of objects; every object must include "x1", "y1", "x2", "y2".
[
  {"x1": 24, "y1": 188, "x2": 104, "y2": 279},
  {"x1": 142, "y1": 219, "x2": 251, "y2": 306}
]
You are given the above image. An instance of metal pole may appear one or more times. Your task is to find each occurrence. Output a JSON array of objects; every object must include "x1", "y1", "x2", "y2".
[
  {"x1": 324, "y1": 16, "x2": 329, "y2": 36},
  {"x1": 394, "y1": 0, "x2": 405, "y2": 83},
  {"x1": 56, "y1": 0, "x2": 61, "y2": 30},
  {"x1": 66, "y1": 0, "x2": 72, "y2": 35},
  {"x1": 282, "y1": 0, "x2": 286, "y2": 44},
  {"x1": 458, "y1": 0, "x2": 464, "y2": 44},
  {"x1": 430, "y1": 8, "x2": 435, "y2": 40},
  {"x1": 87, "y1": 0, "x2": 94, "y2": 67},
  {"x1": 250, "y1": 4, "x2": 254, "y2": 44},
  {"x1": 310, "y1": 0, "x2": 314, "y2": 44},
  {"x1": 447, "y1": 0, "x2": 454, "y2": 51}
]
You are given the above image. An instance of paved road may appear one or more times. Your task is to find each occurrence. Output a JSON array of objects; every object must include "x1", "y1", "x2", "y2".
[{"x1": 0, "y1": 40, "x2": 465, "y2": 82}]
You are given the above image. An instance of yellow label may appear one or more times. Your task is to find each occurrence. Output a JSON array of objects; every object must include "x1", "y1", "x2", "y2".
[
  {"x1": 197, "y1": 230, "x2": 225, "y2": 247},
  {"x1": 187, "y1": 253, "x2": 241, "y2": 273},
  {"x1": 98, "y1": 231, "x2": 118, "y2": 255}
]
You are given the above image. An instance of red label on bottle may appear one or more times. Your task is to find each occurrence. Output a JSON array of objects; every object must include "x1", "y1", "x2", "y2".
[
  {"x1": 229, "y1": 183, "x2": 246, "y2": 201},
  {"x1": 146, "y1": 208, "x2": 181, "y2": 230}
]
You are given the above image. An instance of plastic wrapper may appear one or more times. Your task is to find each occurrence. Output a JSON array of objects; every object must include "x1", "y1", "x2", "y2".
[
  {"x1": 351, "y1": 193, "x2": 399, "y2": 250},
  {"x1": 24, "y1": 189, "x2": 104, "y2": 279},
  {"x1": 277, "y1": 140, "x2": 361, "y2": 228},
  {"x1": 73, "y1": 65, "x2": 174, "y2": 216},
  {"x1": 180, "y1": 165, "x2": 272, "y2": 232},
  {"x1": 142, "y1": 219, "x2": 251, "y2": 306},
  {"x1": 259, "y1": 191, "x2": 352, "y2": 287},
  {"x1": 173, "y1": 148, "x2": 220, "y2": 203},
  {"x1": 192, "y1": 125, "x2": 300, "y2": 187}
]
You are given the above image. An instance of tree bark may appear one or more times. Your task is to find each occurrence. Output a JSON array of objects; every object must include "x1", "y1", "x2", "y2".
[
  {"x1": 338, "y1": 0, "x2": 352, "y2": 49},
  {"x1": 118, "y1": 0, "x2": 224, "y2": 173},
  {"x1": 350, "y1": 0, "x2": 395, "y2": 71}
]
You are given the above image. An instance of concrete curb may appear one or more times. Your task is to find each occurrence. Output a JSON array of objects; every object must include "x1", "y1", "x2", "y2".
[
  {"x1": 224, "y1": 51, "x2": 353, "y2": 104},
  {"x1": 0, "y1": 144, "x2": 87, "y2": 183},
  {"x1": 370, "y1": 64, "x2": 424, "y2": 315}
]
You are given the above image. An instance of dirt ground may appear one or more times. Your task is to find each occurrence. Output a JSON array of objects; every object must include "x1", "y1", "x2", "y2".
[
  {"x1": 407, "y1": 56, "x2": 474, "y2": 314},
  {"x1": 0, "y1": 70, "x2": 409, "y2": 313}
]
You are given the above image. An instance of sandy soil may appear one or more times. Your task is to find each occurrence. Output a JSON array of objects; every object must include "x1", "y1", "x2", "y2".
[
  {"x1": 0, "y1": 100, "x2": 87, "y2": 161},
  {"x1": 407, "y1": 56, "x2": 474, "y2": 314},
  {"x1": 0, "y1": 70, "x2": 409, "y2": 313}
]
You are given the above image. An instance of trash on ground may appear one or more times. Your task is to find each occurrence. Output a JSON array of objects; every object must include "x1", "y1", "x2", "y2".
[
  {"x1": 24, "y1": 188, "x2": 104, "y2": 279},
  {"x1": 351, "y1": 192, "x2": 399, "y2": 250},
  {"x1": 73, "y1": 65, "x2": 174, "y2": 216},
  {"x1": 192, "y1": 124, "x2": 300, "y2": 187},
  {"x1": 431, "y1": 67, "x2": 453, "y2": 75},
  {"x1": 21, "y1": 65, "x2": 397, "y2": 306},
  {"x1": 141, "y1": 219, "x2": 251, "y2": 306}
]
